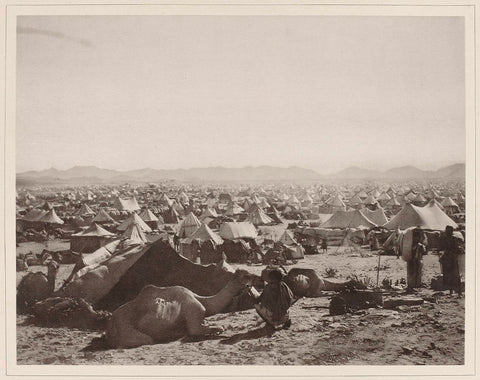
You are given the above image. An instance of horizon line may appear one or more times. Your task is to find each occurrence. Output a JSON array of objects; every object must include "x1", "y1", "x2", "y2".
[{"x1": 17, "y1": 161, "x2": 466, "y2": 176}]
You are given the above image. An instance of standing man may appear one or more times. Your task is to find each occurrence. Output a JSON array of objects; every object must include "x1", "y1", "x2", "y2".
[
  {"x1": 439, "y1": 225, "x2": 463, "y2": 296},
  {"x1": 321, "y1": 238, "x2": 328, "y2": 254},
  {"x1": 406, "y1": 228, "x2": 427, "y2": 292}
]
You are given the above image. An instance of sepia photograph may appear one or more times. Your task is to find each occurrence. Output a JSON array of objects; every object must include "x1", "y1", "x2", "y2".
[{"x1": 3, "y1": 2, "x2": 478, "y2": 378}]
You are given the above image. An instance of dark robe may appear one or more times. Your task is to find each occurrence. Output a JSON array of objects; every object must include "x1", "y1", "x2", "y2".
[
  {"x1": 439, "y1": 234, "x2": 462, "y2": 292},
  {"x1": 257, "y1": 281, "x2": 294, "y2": 323}
]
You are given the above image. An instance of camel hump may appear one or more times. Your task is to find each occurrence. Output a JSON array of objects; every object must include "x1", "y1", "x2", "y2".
[{"x1": 154, "y1": 298, "x2": 182, "y2": 323}]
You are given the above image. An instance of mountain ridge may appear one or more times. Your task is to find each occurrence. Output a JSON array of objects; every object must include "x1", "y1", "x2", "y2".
[{"x1": 17, "y1": 163, "x2": 465, "y2": 184}]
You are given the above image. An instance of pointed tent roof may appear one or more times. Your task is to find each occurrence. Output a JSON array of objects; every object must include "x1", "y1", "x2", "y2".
[
  {"x1": 441, "y1": 197, "x2": 459, "y2": 208},
  {"x1": 177, "y1": 212, "x2": 202, "y2": 238},
  {"x1": 92, "y1": 208, "x2": 115, "y2": 223},
  {"x1": 246, "y1": 208, "x2": 274, "y2": 226},
  {"x1": 41, "y1": 201, "x2": 54, "y2": 211},
  {"x1": 172, "y1": 200, "x2": 185, "y2": 212},
  {"x1": 404, "y1": 191, "x2": 417, "y2": 202},
  {"x1": 163, "y1": 206, "x2": 180, "y2": 224},
  {"x1": 139, "y1": 208, "x2": 159, "y2": 222},
  {"x1": 356, "y1": 190, "x2": 368, "y2": 199},
  {"x1": 200, "y1": 207, "x2": 218, "y2": 219},
  {"x1": 321, "y1": 210, "x2": 377, "y2": 229},
  {"x1": 242, "y1": 199, "x2": 253, "y2": 211},
  {"x1": 114, "y1": 197, "x2": 140, "y2": 212},
  {"x1": 383, "y1": 203, "x2": 457, "y2": 230},
  {"x1": 361, "y1": 208, "x2": 388, "y2": 226},
  {"x1": 349, "y1": 195, "x2": 364, "y2": 206},
  {"x1": 183, "y1": 222, "x2": 224, "y2": 245},
  {"x1": 326, "y1": 195, "x2": 346, "y2": 208},
  {"x1": 38, "y1": 209, "x2": 64, "y2": 224},
  {"x1": 413, "y1": 193, "x2": 427, "y2": 203},
  {"x1": 76, "y1": 203, "x2": 95, "y2": 216},
  {"x1": 72, "y1": 223, "x2": 116, "y2": 237},
  {"x1": 225, "y1": 202, "x2": 244, "y2": 216},
  {"x1": 72, "y1": 215, "x2": 87, "y2": 227},
  {"x1": 279, "y1": 230, "x2": 298, "y2": 245},
  {"x1": 117, "y1": 213, "x2": 152, "y2": 232},
  {"x1": 157, "y1": 193, "x2": 173, "y2": 207},
  {"x1": 122, "y1": 222, "x2": 148, "y2": 243}
]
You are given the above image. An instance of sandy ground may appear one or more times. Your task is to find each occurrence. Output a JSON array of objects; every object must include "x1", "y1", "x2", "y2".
[
  {"x1": 16, "y1": 246, "x2": 465, "y2": 365},
  {"x1": 16, "y1": 240, "x2": 70, "y2": 256}
]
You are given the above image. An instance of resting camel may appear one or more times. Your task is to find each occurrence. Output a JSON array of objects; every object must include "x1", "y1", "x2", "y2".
[
  {"x1": 104, "y1": 269, "x2": 256, "y2": 348},
  {"x1": 94, "y1": 241, "x2": 263, "y2": 312},
  {"x1": 17, "y1": 260, "x2": 59, "y2": 313},
  {"x1": 262, "y1": 267, "x2": 366, "y2": 298}
]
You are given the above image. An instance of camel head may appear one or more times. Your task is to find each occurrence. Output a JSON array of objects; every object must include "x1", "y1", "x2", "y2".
[
  {"x1": 215, "y1": 258, "x2": 234, "y2": 274},
  {"x1": 231, "y1": 269, "x2": 258, "y2": 294}
]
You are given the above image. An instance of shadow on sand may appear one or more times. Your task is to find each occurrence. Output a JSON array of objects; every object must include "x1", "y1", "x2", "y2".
[{"x1": 219, "y1": 324, "x2": 276, "y2": 345}]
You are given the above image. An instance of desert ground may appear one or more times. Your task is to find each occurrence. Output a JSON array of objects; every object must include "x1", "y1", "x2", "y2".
[{"x1": 16, "y1": 243, "x2": 465, "y2": 366}]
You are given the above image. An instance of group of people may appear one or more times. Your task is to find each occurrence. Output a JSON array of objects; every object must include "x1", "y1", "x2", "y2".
[{"x1": 405, "y1": 225, "x2": 463, "y2": 296}]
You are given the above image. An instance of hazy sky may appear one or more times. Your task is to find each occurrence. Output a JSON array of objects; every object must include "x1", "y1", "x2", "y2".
[{"x1": 16, "y1": 16, "x2": 465, "y2": 174}]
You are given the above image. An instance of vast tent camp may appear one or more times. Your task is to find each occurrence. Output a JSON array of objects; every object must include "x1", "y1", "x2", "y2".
[{"x1": 15, "y1": 176, "x2": 466, "y2": 366}]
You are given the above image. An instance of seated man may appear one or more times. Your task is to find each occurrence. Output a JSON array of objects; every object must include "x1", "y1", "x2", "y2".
[{"x1": 248, "y1": 268, "x2": 294, "y2": 330}]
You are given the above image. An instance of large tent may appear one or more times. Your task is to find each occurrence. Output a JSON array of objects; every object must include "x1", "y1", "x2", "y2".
[
  {"x1": 139, "y1": 208, "x2": 159, "y2": 222},
  {"x1": 246, "y1": 205, "x2": 274, "y2": 226},
  {"x1": 71, "y1": 223, "x2": 116, "y2": 253},
  {"x1": 139, "y1": 208, "x2": 160, "y2": 230},
  {"x1": 383, "y1": 203, "x2": 458, "y2": 230},
  {"x1": 279, "y1": 230, "x2": 298, "y2": 245},
  {"x1": 117, "y1": 213, "x2": 152, "y2": 233},
  {"x1": 183, "y1": 222, "x2": 224, "y2": 245},
  {"x1": 163, "y1": 206, "x2": 180, "y2": 224},
  {"x1": 92, "y1": 208, "x2": 115, "y2": 224},
  {"x1": 321, "y1": 210, "x2": 377, "y2": 229},
  {"x1": 440, "y1": 197, "x2": 460, "y2": 214},
  {"x1": 38, "y1": 209, "x2": 64, "y2": 225},
  {"x1": 176, "y1": 212, "x2": 202, "y2": 238},
  {"x1": 224, "y1": 202, "x2": 245, "y2": 216},
  {"x1": 361, "y1": 208, "x2": 389, "y2": 226},
  {"x1": 113, "y1": 197, "x2": 140, "y2": 212},
  {"x1": 325, "y1": 195, "x2": 346, "y2": 213},
  {"x1": 122, "y1": 222, "x2": 149, "y2": 243},
  {"x1": 200, "y1": 207, "x2": 219, "y2": 220},
  {"x1": 76, "y1": 203, "x2": 95, "y2": 217},
  {"x1": 219, "y1": 222, "x2": 258, "y2": 240}
]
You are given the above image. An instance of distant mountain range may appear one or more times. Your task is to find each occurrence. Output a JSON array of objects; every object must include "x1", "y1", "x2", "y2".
[
  {"x1": 17, "y1": 163, "x2": 465, "y2": 185},
  {"x1": 332, "y1": 163, "x2": 465, "y2": 180}
]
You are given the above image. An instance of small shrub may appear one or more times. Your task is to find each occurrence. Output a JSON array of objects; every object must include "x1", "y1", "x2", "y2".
[{"x1": 324, "y1": 267, "x2": 338, "y2": 278}]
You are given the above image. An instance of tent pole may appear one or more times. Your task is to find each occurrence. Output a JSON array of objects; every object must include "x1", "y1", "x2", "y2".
[{"x1": 376, "y1": 249, "x2": 381, "y2": 287}]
